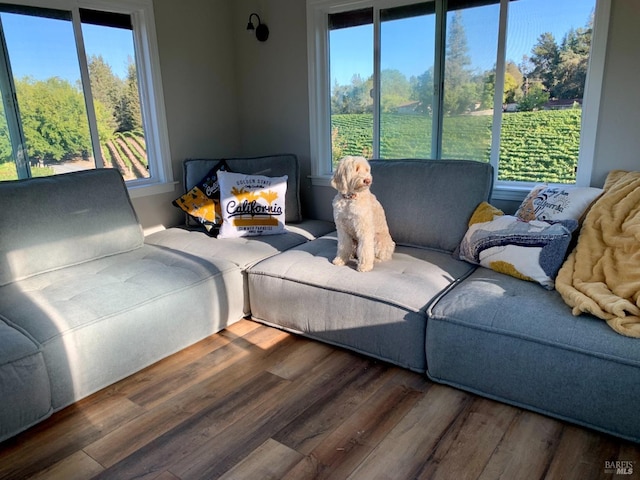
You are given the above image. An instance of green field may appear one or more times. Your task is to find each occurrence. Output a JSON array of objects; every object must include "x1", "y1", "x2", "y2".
[
  {"x1": 2, "y1": 111, "x2": 581, "y2": 184},
  {"x1": 0, "y1": 131, "x2": 148, "y2": 181},
  {"x1": 332, "y1": 109, "x2": 582, "y2": 183}
]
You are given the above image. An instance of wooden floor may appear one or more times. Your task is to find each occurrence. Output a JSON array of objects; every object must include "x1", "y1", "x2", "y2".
[{"x1": 1, "y1": 319, "x2": 639, "y2": 480}]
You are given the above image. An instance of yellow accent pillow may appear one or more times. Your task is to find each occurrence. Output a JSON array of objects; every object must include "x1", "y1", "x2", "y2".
[
  {"x1": 468, "y1": 201, "x2": 504, "y2": 226},
  {"x1": 172, "y1": 161, "x2": 229, "y2": 233}
]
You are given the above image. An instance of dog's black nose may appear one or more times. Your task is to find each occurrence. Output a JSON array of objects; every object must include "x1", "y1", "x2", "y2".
[{"x1": 364, "y1": 178, "x2": 371, "y2": 185}]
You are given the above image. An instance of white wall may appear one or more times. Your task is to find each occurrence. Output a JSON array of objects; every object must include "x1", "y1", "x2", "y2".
[
  {"x1": 232, "y1": 0, "x2": 318, "y2": 218},
  {"x1": 591, "y1": 0, "x2": 640, "y2": 187},
  {"x1": 132, "y1": 0, "x2": 242, "y2": 230}
]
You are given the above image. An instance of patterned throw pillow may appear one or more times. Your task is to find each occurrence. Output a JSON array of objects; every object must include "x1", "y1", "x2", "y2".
[
  {"x1": 515, "y1": 184, "x2": 603, "y2": 222},
  {"x1": 172, "y1": 161, "x2": 229, "y2": 234},
  {"x1": 217, "y1": 171, "x2": 287, "y2": 238},
  {"x1": 459, "y1": 202, "x2": 577, "y2": 289}
]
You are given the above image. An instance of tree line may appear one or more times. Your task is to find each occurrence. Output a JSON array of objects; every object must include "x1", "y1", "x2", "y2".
[
  {"x1": 332, "y1": 10, "x2": 593, "y2": 116},
  {"x1": 0, "y1": 54, "x2": 141, "y2": 165}
]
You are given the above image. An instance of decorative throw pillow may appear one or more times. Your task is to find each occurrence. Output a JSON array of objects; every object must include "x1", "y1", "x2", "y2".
[
  {"x1": 172, "y1": 160, "x2": 229, "y2": 234},
  {"x1": 467, "y1": 201, "x2": 504, "y2": 226},
  {"x1": 217, "y1": 171, "x2": 287, "y2": 238},
  {"x1": 459, "y1": 203, "x2": 578, "y2": 289},
  {"x1": 515, "y1": 184, "x2": 603, "y2": 222}
]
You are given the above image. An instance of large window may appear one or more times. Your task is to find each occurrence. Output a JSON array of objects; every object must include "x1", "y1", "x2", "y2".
[
  {"x1": 309, "y1": 0, "x2": 609, "y2": 197},
  {"x1": 0, "y1": 0, "x2": 171, "y2": 197}
]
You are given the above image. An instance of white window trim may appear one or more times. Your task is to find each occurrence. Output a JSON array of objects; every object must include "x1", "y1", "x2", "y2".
[
  {"x1": 307, "y1": 0, "x2": 611, "y2": 199},
  {"x1": 4, "y1": 0, "x2": 173, "y2": 197}
]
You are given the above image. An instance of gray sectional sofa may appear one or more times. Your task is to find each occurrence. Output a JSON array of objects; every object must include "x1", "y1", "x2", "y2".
[{"x1": 2, "y1": 155, "x2": 639, "y2": 445}]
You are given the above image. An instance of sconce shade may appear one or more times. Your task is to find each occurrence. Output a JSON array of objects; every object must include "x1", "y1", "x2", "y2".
[{"x1": 247, "y1": 13, "x2": 269, "y2": 42}]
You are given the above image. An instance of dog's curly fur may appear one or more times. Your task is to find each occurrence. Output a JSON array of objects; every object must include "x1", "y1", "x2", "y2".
[{"x1": 331, "y1": 156, "x2": 395, "y2": 272}]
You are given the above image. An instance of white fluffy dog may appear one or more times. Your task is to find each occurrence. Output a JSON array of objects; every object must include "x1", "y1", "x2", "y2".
[{"x1": 331, "y1": 156, "x2": 395, "y2": 272}]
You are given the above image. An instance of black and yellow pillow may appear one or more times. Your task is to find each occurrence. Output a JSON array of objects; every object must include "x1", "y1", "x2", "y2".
[{"x1": 172, "y1": 160, "x2": 230, "y2": 233}]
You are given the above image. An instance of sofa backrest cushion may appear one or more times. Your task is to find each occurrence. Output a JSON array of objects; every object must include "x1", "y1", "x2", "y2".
[
  {"x1": 0, "y1": 169, "x2": 143, "y2": 286},
  {"x1": 183, "y1": 154, "x2": 302, "y2": 224},
  {"x1": 369, "y1": 159, "x2": 493, "y2": 252}
]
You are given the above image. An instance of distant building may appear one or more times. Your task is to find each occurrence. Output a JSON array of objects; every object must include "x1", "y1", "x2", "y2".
[
  {"x1": 543, "y1": 98, "x2": 583, "y2": 110},
  {"x1": 393, "y1": 101, "x2": 420, "y2": 114}
]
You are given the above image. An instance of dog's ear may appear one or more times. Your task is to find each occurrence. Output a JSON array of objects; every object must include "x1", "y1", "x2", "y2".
[{"x1": 331, "y1": 157, "x2": 349, "y2": 193}]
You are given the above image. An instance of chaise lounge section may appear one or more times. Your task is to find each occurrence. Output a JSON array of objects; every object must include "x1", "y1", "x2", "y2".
[{"x1": 0, "y1": 155, "x2": 334, "y2": 443}]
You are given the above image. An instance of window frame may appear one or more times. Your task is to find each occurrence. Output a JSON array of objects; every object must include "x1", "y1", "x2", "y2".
[
  {"x1": 307, "y1": 0, "x2": 611, "y2": 200},
  {"x1": 0, "y1": 0, "x2": 173, "y2": 198}
]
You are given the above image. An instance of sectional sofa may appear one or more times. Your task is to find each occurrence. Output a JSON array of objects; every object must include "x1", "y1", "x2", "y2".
[{"x1": 1, "y1": 155, "x2": 638, "y2": 445}]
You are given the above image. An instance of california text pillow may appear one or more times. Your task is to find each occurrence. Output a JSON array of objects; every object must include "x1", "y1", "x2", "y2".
[
  {"x1": 515, "y1": 184, "x2": 603, "y2": 222},
  {"x1": 172, "y1": 160, "x2": 229, "y2": 234},
  {"x1": 217, "y1": 171, "x2": 287, "y2": 238},
  {"x1": 459, "y1": 203, "x2": 577, "y2": 289}
]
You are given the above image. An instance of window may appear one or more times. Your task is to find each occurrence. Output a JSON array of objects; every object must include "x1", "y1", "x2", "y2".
[
  {"x1": 308, "y1": 0, "x2": 610, "y2": 197},
  {"x1": 0, "y1": 0, "x2": 172, "y2": 197}
]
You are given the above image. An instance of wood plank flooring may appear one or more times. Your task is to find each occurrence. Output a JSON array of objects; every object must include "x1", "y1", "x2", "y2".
[{"x1": 1, "y1": 319, "x2": 639, "y2": 480}]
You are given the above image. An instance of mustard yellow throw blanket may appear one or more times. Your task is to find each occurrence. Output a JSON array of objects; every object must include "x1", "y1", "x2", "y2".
[{"x1": 556, "y1": 170, "x2": 640, "y2": 337}]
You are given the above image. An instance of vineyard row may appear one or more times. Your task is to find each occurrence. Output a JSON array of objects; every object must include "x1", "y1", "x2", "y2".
[{"x1": 332, "y1": 109, "x2": 582, "y2": 183}]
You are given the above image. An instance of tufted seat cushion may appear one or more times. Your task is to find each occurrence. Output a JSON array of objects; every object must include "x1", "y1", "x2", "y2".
[
  {"x1": 0, "y1": 244, "x2": 244, "y2": 410},
  {"x1": 427, "y1": 267, "x2": 640, "y2": 442},
  {"x1": 0, "y1": 319, "x2": 52, "y2": 442},
  {"x1": 248, "y1": 234, "x2": 475, "y2": 372}
]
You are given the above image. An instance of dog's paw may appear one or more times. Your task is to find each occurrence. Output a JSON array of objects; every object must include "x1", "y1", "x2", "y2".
[
  {"x1": 356, "y1": 262, "x2": 373, "y2": 272},
  {"x1": 332, "y1": 257, "x2": 346, "y2": 266}
]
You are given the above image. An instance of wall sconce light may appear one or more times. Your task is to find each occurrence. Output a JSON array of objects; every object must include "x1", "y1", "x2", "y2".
[{"x1": 246, "y1": 13, "x2": 269, "y2": 42}]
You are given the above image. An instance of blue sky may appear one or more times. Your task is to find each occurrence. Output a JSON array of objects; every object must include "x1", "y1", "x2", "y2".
[
  {"x1": 1, "y1": 12, "x2": 134, "y2": 83},
  {"x1": 0, "y1": 0, "x2": 594, "y2": 87},
  {"x1": 330, "y1": 0, "x2": 595, "y2": 86}
]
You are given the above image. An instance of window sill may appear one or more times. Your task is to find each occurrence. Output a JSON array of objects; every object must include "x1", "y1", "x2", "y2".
[
  {"x1": 127, "y1": 180, "x2": 178, "y2": 199},
  {"x1": 310, "y1": 175, "x2": 333, "y2": 187},
  {"x1": 491, "y1": 183, "x2": 534, "y2": 202},
  {"x1": 314, "y1": 175, "x2": 534, "y2": 201}
]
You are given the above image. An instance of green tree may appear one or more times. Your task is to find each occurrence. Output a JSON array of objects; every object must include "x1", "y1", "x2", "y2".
[
  {"x1": 554, "y1": 22, "x2": 592, "y2": 99},
  {"x1": 118, "y1": 60, "x2": 143, "y2": 132},
  {"x1": 331, "y1": 74, "x2": 371, "y2": 114},
  {"x1": 0, "y1": 101, "x2": 13, "y2": 163},
  {"x1": 481, "y1": 61, "x2": 524, "y2": 109},
  {"x1": 517, "y1": 82, "x2": 549, "y2": 111},
  {"x1": 529, "y1": 32, "x2": 559, "y2": 95},
  {"x1": 443, "y1": 11, "x2": 477, "y2": 114},
  {"x1": 504, "y1": 61, "x2": 524, "y2": 103},
  {"x1": 381, "y1": 69, "x2": 411, "y2": 112},
  {"x1": 87, "y1": 54, "x2": 121, "y2": 134},
  {"x1": 413, "y1": 67, "x2": 434, "y2": 114},
  {"x1": 16, "y1": 77, "x2": 91, "y2": 162}
]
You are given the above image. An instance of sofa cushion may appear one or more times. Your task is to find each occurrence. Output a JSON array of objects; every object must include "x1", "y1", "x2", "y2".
[
  {"x1": 145, "y1": 221, "x2": 335, "y2": 316},
  {"x1": 145, "y1": 220, "x2": 335, "y2": 270},
  {"x1": 248, "y1": 233, "x2": 475, "y2": 372},
  {"x1": 0, "y1": 169, "x2": 143, "y2": 286},
  {"x1": 427, "y1": 267, "x2": 640, "y2": 443},
  {"x1": 0, "y1": 319, "x2": 52, "y2": 442},
  {"x1": 183, "y1": 155, "x2": 302, "y2": 224},
  {"x1": 0, "y1": 244, "x2": 244, "y2": 410},
  {"x1": 369, "y1": 159, "x2": 493, "y2": 252}
]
